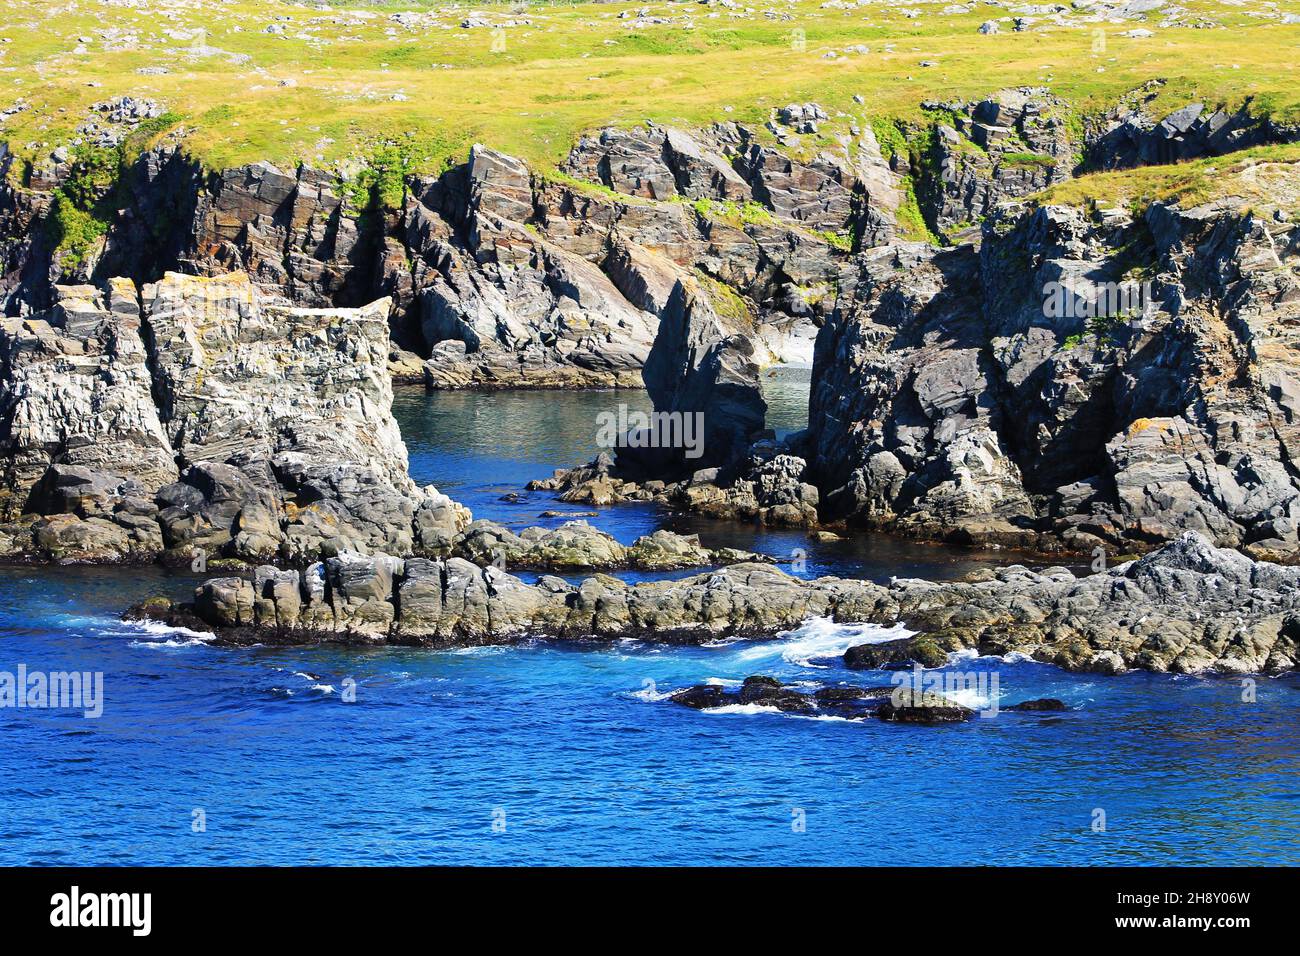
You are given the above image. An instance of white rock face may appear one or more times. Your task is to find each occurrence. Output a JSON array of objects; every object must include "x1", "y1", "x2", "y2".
[
  {"x1": 143, "y1": 272, "x2": 412, "y2": 493},
  {"x1": 0, "y1": 272, "x2": 470, "y2": 563},
  {"x1": 0, "y1": 278, "x2": 178, "y2": 513}
]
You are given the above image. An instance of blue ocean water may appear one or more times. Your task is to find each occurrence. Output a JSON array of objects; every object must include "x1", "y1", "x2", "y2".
[{"x1": 1, "y1": 375, "x2": 1298, "y2": 865}]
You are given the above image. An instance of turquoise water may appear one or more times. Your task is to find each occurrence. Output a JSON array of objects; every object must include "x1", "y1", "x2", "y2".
[{"x1": 1, "y1": 378, "x2": 1298, "y2": 865}]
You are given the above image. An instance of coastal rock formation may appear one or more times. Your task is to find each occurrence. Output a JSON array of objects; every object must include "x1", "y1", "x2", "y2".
[
  {"x1": 1086, "y1": 93, "x2": 1300, "y2": 171},
  {"x1": 0, "y1": 280, "x2": 179, "y2": 559},
  {"x1": 0, "y1": 279, "x2": 177, "y2": 511},
  {"x1": 564, "y1": 120, "x2": 901, "y2": 242},
  {"x1": 0, "y1": 271, "x2": 469, "y2": 563},
  {"x1": 529, "y1": 442, "x2": 820, "y2": 526},
  {"x1": 808, "y1": 167, "x2": 1300, "y2": 557},
  {"x1": 412, "y1": 145, "x2": 661, "y2": 389},
  {"x1": 667, "y1": 676, "x2": 978, "y2": 724},
  {"x1": 143, "y1": 271, "x2": 461, "y2": 562},
  {"x1": 807, "y1": 240, "x2": 1036, "y2": 544},
  {"x1": 136, "y1": 533, "x2": 1300, "y2": 675},
  {"x1": 2, "y1": 120, "x2": 865, "y2": 390},
  {"x1": 0, "y1": 268, "x2": 770, "y2": 570},
  {"x1": 918, "y1": 88, "x2": 1076, "y2": 234},
  {"x1": 183, "y1": 158, "x2": 375, "y2": 309},
  {"x1": 447, "y1": 519, "x2": 765, "y2": 571},
  {"x1": 629, "y1": 275, "x2": 768, "y2": 474},
  {"x1": 405, "y1": 130, "x2": 860, "y2": 388},
  {"x1": 7, "y1": 99, "x2": 1300, "y2": 559}
]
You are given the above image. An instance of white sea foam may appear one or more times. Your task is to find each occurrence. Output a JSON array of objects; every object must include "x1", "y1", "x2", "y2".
[
  {"x1": 629, "y1": 683, "x2": 675, "y2": 702},
  {"x1": 441, "y1": 644, "x2": 508, "y2": 656},
  {"x1": 733, "y1": 617, "x2": 914, "y2": 668},
  {"x1": 942, "y1": 686, "x2": 997, "y2": 710},
  {"x1": 701, "y1": 703, "x2": 784, "y2": 716},
  {"x1": 958, "y1": 648, "x2": 1037, "y2": 665},
  {"x1": 123, "y1": 619, "x2": 213, "y2": 648},
  {"x1": 700, "y1": 703, "x2": 858, "y2": 723}
]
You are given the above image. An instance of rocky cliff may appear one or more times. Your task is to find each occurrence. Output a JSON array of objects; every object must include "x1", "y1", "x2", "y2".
[
  {"x1": 3, "y1": 115, "x2": 869, "y2": 394},
  {"x1": 0, "y1": 271, "x2": 469, "y2": 563},
  {"x1": 6, "y1": 91, "x2": 1300, "y2": 558},
  {"x1": 809, "y1": 162, "x2": 1300, "y2": 558}
]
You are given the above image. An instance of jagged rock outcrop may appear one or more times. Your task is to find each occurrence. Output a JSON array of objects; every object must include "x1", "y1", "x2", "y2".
[
  {"x1": 3, "y1": 122, "x2": 864, "y2": 392},
  {"x1": 135, "y1": 532, "x2": 1300, "y2": 675},
  {"x1": 809, "y1": 162, "x2": 1300, "y2": 557},
  {"x1": 446, "y1": 519, "x2": 765, "y2": 571},
  {"x1": 0, "y1": 280, "x2": 179, "y2": 558},
  {"x1": 670, "y1": 449, "x2": 820, "y2": 526},
  {"x1": 807, "y1": 241, "x2": 1037, "y2": 544},
  {"x1": 0, "y1": 269, "x2": 774, "y2": 569},
  {"x1": 183, "y1": 159, "x2": 377, "y2": 309},
  {"x1": 564, "y1": 119, "x2": 901, "y2": 242},
  {"x1": 407, "y1": 131, "x2": 857, "y2": 388},
  {"x1": 0, "y1": 279, "x2": 177, "y2": 508},
  {"x1": 1086, "y1": 91, "x2": 1300, "y2": 171},
  {"x1": 0, "y1": 270, "x2": 470, "y2": 563},
  {"x1": 142, "y1": 271, "x2": 465, "y2": 562},
  {"x1": 412, "y1": 145, "x2": 662, "y2": 389},
  {"x1": 529, "y1": 437, "x2": 819, "y2": 527},
  {"x1": 623, "y1": 275, "x2": 769, "y2": 475},
  {"x1": 916, "y1": 88, "x2": 1077, "y2": 234}
]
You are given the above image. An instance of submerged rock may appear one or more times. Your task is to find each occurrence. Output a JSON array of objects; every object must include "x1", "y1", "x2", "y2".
[
  {"x1": 844, "y1": 636, "x2": 949, "y2": 670},
  {"x1": 666, "y1": 675, "x2": 970, "y2": 723},
  {"x1": 1005, "y1": 698, "x2": 1069, "y2": 712},
  {"x1": 877, "y1": 690, "x2": 975, "y2": 724}
]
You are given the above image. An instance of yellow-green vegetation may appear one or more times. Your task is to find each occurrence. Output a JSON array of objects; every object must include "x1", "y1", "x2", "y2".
[
  {"x1": 693, "y1": 268, "x2": 753, "y2": 328},
  {"x1": 1063, "y1": 313, "x2": 1124, "y2": 350},
  {"x1": 46, "y1": 143, "x2": 121, "y2": 266},
  {"x1": 690, "y1": 197, "x2": 775, "y2": 228},
  {"x1": 817, "y1": 229, "x2": 853, "y2": 251},
  {"x1": 1033, "y1": 143, "x2": 1300, "y2": 216},
  {"x1": 869, "y1": 117, "x2": 941, "y2": 244},
  {"x1": 2, "y1": 0, "x2": 1300, "y2": 188}
]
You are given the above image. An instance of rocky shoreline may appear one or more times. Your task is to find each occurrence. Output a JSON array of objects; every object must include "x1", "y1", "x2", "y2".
[
  {"x1": 129, "y1": 533, "x2": 1299, "y2": 676},
  {"x1": 6, "y1": 92, "x2": 1300, "y2": 561},
  {"x1": 6, "y1": 91, "x2": 1300, "y2": 689},
  {"x1": 531, "y1": 167, "x2": 1300, "y2": 562}
]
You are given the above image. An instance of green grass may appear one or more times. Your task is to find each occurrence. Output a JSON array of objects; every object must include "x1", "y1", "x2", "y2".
[
  {"x1": 46, "y1": 192, "x2": 108, "y2": 268},
  {"x1": 690, "y1": 198, "x2": 775, "y2": 228},
  {"x1": 1, "y1": 0, "x2": 1299, "y2": 184},
  {"x1": 817, "y1": 230, "x2": 854, "y2": 252},
  {"x1": 1001, "y1": 151, "x2": 1058, "y2": 168},
  {"x1": 42, "y1": 142, "x2": 129, "y2": 266},
  {"x1": 1033, "y1": 143, "x2": 1300, "y2": 216},
  {"x1": 693, "y1": 269, "x2": 753, "y2": 329}
]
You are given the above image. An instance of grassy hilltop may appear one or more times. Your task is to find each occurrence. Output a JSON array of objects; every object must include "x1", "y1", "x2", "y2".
[{"x1": 2, "y1": 0, "x2": 1299, "y2": 193}]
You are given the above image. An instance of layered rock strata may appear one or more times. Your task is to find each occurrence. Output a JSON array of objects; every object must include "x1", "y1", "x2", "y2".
[
  {"x1": 808, "y1": 168, "x2": 1300, "y2": 558},
  {"x1": 0, "y1": 271, "x2": 466, "y2": 563}
]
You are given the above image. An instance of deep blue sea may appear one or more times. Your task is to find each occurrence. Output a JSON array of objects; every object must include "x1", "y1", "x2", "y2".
[{"x1": 2, "y1": 370, "x2": 1298, "y2": 865}]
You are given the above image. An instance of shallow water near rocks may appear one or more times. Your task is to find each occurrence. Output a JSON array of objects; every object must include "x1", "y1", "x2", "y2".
[{"x1": 1, "y1": 376, "x2": 1298, "y2": 865}]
